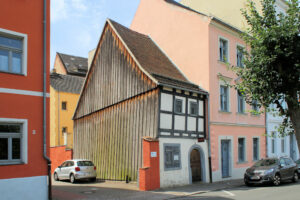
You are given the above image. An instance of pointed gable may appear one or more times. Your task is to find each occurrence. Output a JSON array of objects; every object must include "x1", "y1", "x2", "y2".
[{"x1": 74, "y1": 19, "x2": 206, "y2": 119}]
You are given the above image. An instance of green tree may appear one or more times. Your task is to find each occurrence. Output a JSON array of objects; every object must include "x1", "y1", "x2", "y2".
[{"x1": 235, "y1": 0, "x2": 300, "y2": 150}]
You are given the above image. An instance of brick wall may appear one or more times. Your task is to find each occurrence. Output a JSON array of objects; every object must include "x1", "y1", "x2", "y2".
[
  {"x1": 139, "y1": 137, "x2": 160, "y2": 191},
  {"x1": 50, "y1": 146, "x2": 73, "y2": 174}
]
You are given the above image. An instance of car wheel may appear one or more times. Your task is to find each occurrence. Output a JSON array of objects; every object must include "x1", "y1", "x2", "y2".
[
  {"x1": 292, "y1": 172, "x2": 298, "y2": 182},
  {"x1": 273, "y1": 174, "x2": 281, "y2": 186},
  {"x1": 70, "y1": 174, "x2": 76, "y2": 184},
  {"x1": 54, "y1": 172, "x2": 59, "y2": 181},
  {"x1": 244, "y1": 177, "x2": 252, "y2": 186},
  {"x1": 90, "y1": 177, "x2": 96, "y2": 182}
]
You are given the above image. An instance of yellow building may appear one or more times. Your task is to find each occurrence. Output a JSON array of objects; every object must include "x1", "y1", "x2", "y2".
[
  {"x1": 180, "y1": 0, "x2": 287, "y2": 31},
  {"x1": 50, "y1": 53, "x2": 87, "y2": 149}
]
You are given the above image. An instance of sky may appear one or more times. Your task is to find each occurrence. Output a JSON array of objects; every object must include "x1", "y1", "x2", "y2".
[{"x1": 50, "y1": 0, "x2": 141, "y2": 69}]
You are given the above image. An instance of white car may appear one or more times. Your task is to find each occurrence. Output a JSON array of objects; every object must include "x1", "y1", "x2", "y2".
[{"x1": 54, "y1": 159, "x2": 97, "y2": 183}]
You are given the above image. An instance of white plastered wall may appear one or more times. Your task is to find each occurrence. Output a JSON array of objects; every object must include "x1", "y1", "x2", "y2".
[
  {"x1": 159, "y1": 137, "x2": 209, "y2": 188},
  {"x1": 0, "y1": 176, "x2": 48, "y2": 200}
]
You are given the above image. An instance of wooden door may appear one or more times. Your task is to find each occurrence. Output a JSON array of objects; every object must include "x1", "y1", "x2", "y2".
[{"x1": 190, "y1": 149, "x2": 202, "y2": 182}]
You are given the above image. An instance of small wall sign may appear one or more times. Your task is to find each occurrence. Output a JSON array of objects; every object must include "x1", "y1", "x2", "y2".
[{"x1": 151, "y1": 152, "x2": 157, "y2": 157}]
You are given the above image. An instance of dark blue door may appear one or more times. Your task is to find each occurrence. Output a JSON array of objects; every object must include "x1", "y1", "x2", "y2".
[{"x1": 221, "y1": 140, "x2": 230, "y2": 178}]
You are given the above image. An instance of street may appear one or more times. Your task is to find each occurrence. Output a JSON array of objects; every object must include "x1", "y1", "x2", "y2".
[{"x1": 52, "y1": 179, "x2": 300, "y2": 200}]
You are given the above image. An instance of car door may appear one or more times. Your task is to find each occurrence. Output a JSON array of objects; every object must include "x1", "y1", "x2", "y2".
[
  {"x1": 65, "y1": 161, "x2": 74, "y2": 178},
  {"x1": 284, "y1": 158, "x2": 296, "y2": 178},
  {"x1": 58, "y1": 161, "x2": 68, "y2": 179},
  {"x1": 279, "y1": 158, "x2": 289, "y2": 180}
]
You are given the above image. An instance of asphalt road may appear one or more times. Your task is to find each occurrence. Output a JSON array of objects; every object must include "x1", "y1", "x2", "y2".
[
  {"x1": 52, "y1": 179, "x2": 300, "y2": 200},
  {"x1": 173, "y1": 181, "x2": 300, "y2": 200}
]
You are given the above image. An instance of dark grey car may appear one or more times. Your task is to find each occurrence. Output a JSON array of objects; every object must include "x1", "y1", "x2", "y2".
[{"x1": 244, "y1": 157, "x2": 298, "y2": 186}]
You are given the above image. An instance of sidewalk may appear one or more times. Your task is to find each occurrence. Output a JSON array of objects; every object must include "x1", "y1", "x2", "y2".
[{"x1": 155, "y1": 179, "x2": 244, "y2": 197}]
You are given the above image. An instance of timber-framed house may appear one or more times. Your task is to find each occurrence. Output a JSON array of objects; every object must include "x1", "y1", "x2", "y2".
[{"x1": 73, "y1": 19, "x2": 209, "y2": 189}]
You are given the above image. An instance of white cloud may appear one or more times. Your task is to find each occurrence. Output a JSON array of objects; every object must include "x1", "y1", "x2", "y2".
[
  {"x1": 71, "y1": 0, "x2": 88, "y2": 12},
  {"x1": 51, "y1": 0, "x2": 68, "y2": 22}
]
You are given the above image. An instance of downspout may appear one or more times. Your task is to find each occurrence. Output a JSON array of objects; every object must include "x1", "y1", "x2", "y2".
[
  {"x1": 43, "y1": 0, "x2": 52, "y2": 199},
  {"x1": 207, "y1": 95, "x2": 212, "y2": 183}
]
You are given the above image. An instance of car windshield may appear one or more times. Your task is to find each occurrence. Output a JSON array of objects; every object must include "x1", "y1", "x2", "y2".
[
  {"x1": 253, "y1": 159, "x2": 278, "y2": 167},
  {"x1": 296, "y1": 160, "x2": 300, "y2": 164},
  {"x1": 77, "y1": 161, "x2": 94, "y2": 166}
]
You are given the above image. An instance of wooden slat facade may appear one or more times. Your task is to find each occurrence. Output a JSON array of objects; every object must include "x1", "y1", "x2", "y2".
[
  {"x1": 74, "y1": 25, "x2": 156, "y2": 119},
  {"x1": 73, "y1": 24, "x2": 159, "y2": 181},
  {"x1": 74, "y1": 89, "x2": 158, "y2": 181}
]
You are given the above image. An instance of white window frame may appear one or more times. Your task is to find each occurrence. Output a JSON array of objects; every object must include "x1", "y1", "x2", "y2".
[
  {"x1": 0, "y1": 28, "x2": 27, "y2": 76},
  {"x1": 218, "y1": 36, "x2": 229, "y2": 63},
  {"x1": 236, "y1": 44, "x2": 244, "y2": 67},
  {"x1": 238, "y1": 137, "x2": 247, "y2": 163},
  {"x1": 0, "y1": 118, "x2": 28, "y2": 165}
]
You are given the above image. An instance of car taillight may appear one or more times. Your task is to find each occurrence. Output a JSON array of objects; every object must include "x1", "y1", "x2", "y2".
[
  {"x1": 94, "y1": 166, "x2": 96, "y2": 170},
  {"x1": 75, "y1": 167, "x2": 80, "y2": 172}
]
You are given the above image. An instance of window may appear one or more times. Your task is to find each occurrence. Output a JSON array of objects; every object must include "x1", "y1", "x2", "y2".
[
  {"x1": 237, "y1": 90, "x2": 245, "y2": 113},
  {"x1": 253, "y1": 138, "x2": 259, "y2": 161},
  {"x1": 238, "y1": 138, "x2": 246, "y2": 162},
  {"x1": 0, "y1": 29, "x2": 27, "y2": 75},
  {"x1": 281, "y1": 137, "x2": 285, "y2": 153},
  {"x1": 236, "y1": 46, "x2": 244, "y2": 67},
  {"x1": 174, "y1": 99, "x2": 183, "y2": 114},
  {"x1": 252, "y1": 100, "x2": 259, "y2": 112},
  {"x1": 164, "y1": 144, "x2": 181, "y2": 170},
  {"x1": 220, "y1": 85, "x2": 229, "y2": 111},
  {"x1": 62, "y1": 102, "x2": 67, "y2": 110},
  {"x1": 271, "y1": 132, "x2": 276, "y2": 154},
  {"x1": 0, "y1": 123, "x2": 22, "y2": 163},
  {"x1": 219, "y1": 38, "x2": 228, "y2": 62},
  {"x1": 62, "y1": 127, "x2": 67, "y2": 133},
  {"x1": 189, "y1": 102, "x2": 198, "y2": 115}
]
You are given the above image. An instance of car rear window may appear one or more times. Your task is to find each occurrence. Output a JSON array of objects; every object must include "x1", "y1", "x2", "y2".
[
  {"x1": 77, "y1": 161, "x2": 94, "y2": 166},
  {"x1": 253, "y1": 159, "x2": 278, "y2": 167}
]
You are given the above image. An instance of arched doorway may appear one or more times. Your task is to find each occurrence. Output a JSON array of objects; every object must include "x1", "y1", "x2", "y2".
[{"x1": 190, "y1": 149, "x2": 202, "y2": 182}]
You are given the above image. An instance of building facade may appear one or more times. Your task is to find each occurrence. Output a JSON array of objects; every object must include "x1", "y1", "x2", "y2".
[
  {"x1": 73, "y1": 19, "x2": 209, "y2": 188},
  {"x1": 267, "y1": 104, "x2": 299, "y2": 160},
  {"x1": 180, "y1": 0, "x2": 287, "y2": 31},
  {"x1": 131, "y1": 0, "x2": 266, "y2": 182},
  {"x1": 0, "y1": 0, "x2": 50, "y2": 199},
  {"x1": 50, "y1": 73, "x2": 84, "y2": 149}
]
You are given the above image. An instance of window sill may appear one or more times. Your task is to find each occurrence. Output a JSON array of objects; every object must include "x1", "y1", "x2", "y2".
[
  {"x1": 0, "y1": 161, "x2": 25, "y2": 166},
  {"x1": 237, "y1": 161, "x2": 248, "y2": 164},
  {"x1": 219, "y1": 110, "x2": 231, "y2": 114},
  {"x1": 218, "y1": 60, "x2": 230, "y2": 65},
  {"x1": 236, "y1": 112, "x2": 247, "y2": 115},
  {"x1": 0, "y1": 70, "x2": 25, "y2": 76}
]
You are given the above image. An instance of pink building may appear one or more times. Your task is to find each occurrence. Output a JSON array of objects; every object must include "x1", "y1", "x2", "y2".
[{"x1": 131, "y1": 0, "x2": 266, "y2": 182}]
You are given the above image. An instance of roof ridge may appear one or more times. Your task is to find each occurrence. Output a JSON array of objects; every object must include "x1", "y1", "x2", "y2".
[
  {"x1": 57, "y1": 52, "x2": 88, "y2": 59},
  {"x1": 108, "y1": 18, "x2": 149, "y2": 39}
]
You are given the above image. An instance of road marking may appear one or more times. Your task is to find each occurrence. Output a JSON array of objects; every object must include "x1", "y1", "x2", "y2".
[{"x1": 222, "y1": 190, "x2": 235, "y2": 196}]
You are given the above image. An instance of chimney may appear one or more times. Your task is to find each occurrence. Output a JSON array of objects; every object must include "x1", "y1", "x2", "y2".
[{"x1": 88, "y1": 48, "x2": 96, "y2": 69}]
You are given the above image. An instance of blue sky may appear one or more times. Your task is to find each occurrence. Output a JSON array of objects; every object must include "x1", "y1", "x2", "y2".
[{"x1": 50, "y1": 0, "x2": 141, "y2": 69}]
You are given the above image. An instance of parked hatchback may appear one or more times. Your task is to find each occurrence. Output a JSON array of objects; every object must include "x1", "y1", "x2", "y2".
[
  {"x1": 54, "y1": 160, "x2": 97, "y2": 183},
  {"x1": 244, "y1": 157, "x2": 298, "y2": 186}
]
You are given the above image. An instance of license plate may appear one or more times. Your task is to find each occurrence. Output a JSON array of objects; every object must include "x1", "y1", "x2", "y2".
[{"x1": 250, "y1": 176, "x2": 260, "y2": 180}]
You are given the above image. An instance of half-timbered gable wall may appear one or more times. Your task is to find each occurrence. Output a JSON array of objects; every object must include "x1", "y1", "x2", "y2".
[{"x1": 74, "y1": 25, "x2": 156, "y2": 119}]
